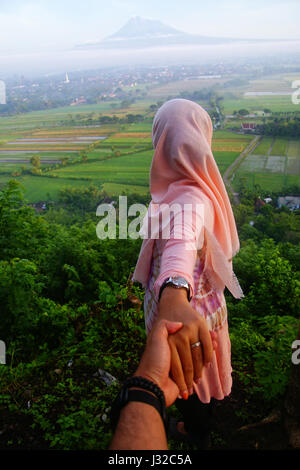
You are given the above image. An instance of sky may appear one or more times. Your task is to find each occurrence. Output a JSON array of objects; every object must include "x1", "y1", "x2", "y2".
[{"x1": 0, "y1": 0, "x2": 300, "y2": 54}]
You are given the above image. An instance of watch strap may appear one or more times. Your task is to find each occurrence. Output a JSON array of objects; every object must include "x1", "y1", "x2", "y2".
[{"x1": 158, "y1": 276, "x2": 191, "y2": 302}]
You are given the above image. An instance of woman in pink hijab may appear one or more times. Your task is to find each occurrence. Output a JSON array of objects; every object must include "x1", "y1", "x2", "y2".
[{"x1": 133, "y1": 99, "x2": 243, "y2": 446}]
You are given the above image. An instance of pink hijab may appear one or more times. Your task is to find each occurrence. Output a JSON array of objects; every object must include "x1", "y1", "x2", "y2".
[{"x1": 133, "y1": 99, "x2": 243, "y2": 299}]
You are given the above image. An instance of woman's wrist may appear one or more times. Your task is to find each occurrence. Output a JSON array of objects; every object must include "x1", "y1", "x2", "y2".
[
  {"x1": 159, "y1": 286, "x2": 189, "y2": 305},
  {"x1": 158, "y1": 287, "x2": 190, "y2": 323}
]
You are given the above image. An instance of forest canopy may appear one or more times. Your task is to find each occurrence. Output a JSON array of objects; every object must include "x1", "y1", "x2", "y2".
[{"x1": 0, "y1": 180, "x2": 299, "y2": 449}]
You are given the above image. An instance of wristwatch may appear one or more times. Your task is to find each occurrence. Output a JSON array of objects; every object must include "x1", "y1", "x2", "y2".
[{"x1": 159, "y1": 276, "x2": 191, "y2": 302}]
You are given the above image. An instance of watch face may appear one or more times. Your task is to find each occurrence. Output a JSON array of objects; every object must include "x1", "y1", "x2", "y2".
[
  {"x1": 159, "y1": 276, "x2": 191, "y2": 302},
  {"x1": 168, "y1": 276, "x2": 189, "y2": 287},
  {"x1": 177, "y1": 277, "x2": 189, "y2": 285}
]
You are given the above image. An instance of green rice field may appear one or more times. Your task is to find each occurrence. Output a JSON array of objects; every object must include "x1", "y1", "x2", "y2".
[
  {"x1": 1, "y1": 80, "x2": 299, "y2": 202},
  {"x1": 233, "y1": 136, "x2": 300, "y2": 191},
  {"x1": 270, "y1": 138, "x2": 289, "y2": 156},
  {"x1": 252, "y1": 137, "x2": 274, "y2": 155},
  {"x1": 223, "y1": 95, "x2": 298, "y2": 114}
]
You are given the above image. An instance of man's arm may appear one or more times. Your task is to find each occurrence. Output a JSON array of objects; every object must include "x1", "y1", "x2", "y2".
[
  {"x1": 109, "y1": 320, "x2": 183, "y2": 450},
  {"x1": 109, "y1": 399, "x2": 167, "y2": 450}
]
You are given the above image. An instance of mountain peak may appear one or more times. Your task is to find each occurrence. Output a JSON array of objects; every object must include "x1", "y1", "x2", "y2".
[
  {"x1": 76, "y1": 17, "x2": 238, "y2": 50},
  {"x1": 106, "y1": 16, "x2": 186, "y2": 41}
]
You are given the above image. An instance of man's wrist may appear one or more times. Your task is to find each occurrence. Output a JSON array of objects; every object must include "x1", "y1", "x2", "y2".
[
  {"x1": 110, "y1": 376, "x2": 167, "y2": 431},
  {"x1": 133, "y1": 371, "x2": 162, "y2": 395}
]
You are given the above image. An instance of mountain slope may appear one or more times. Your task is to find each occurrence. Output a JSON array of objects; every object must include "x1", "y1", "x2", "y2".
[
  {"x1": 75, "y1": 16, "x2": 239, "y2": 49},
  {"x1": 108, "y1": 16, "x2": 184, "y2": 40}
]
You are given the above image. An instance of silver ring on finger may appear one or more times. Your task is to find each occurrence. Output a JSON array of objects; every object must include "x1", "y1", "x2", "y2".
[{"x1": 191, "y1": 341, "x2": 201, "y2": 349}]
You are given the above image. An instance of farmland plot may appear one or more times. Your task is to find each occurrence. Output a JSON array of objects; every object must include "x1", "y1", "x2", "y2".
[
  {"x1": 239, "y1": 154, "x2": 267, "y2": 172},
  {"x1": 0, "y1": 125, "x2": 111, "y2": 167},
  {"x1": 234, "y1": 137, "x2": 299, "y2": 191},
  {"x1": 47, "y1": 149, "x2": 153, "y2": 187},
  {"x1": 287, "y1": 141, "x2": 300, "y2": 175},
  {"x1": 214, "y1": 151, "x2": 241, "y2": 175},
  {"x1": 270, "y1": 138, "x2": 288, "y2": 156},
  {"x1": 253, "y1": 137, "x2": 273, "y2": 155},
  {"x1": 265, "y1": 156, "x2": 286, "y2": 173}
]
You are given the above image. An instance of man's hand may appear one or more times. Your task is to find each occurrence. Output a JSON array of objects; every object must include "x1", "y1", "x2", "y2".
[
  {"x1": 134, "y1": 319, "x2": 183, "y2": 407},
  {"x1": 158, "y1": 287, "x2": 214, "y2": 400}
]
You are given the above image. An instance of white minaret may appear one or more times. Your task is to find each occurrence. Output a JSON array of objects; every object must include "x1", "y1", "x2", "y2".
[{"x1": 64, "y1": 72, "x2": 70, "y2": 84}]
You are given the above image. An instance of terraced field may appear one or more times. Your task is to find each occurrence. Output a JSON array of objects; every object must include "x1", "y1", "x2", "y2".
[
  {"x1": 253, "y1": 137, "x2": 274, "y2": 155},
  {"x1": 148, "y1": 78, "x2": 231, "y2": 100},
  {"x1": 2, "y1": 98, "x2": 298, "y2": 202},
  {"x1": 270, "y1": 138, "x2": 289, "y2": 156},
  {"x1": 0, "y1": 111, "x2": 253, "y2": 202},
  {"x1": 0, "y1": 126, "x2": 114, "y2": 155},
  {"x1": 223, "y1": 95, "x2": 298, "y2": 114},
  {"x1": 287, "y1": 141, "x2": 300, "y2": 175},
  {"x1": 0, "y1": 101, "x2": 152, "y2": 129},
  {"x1": 48, "y1": 149, "x2": 153, "y2": 186},
  {"x1": 233, "y1": 136, "x2": 300, "y2": 191}
]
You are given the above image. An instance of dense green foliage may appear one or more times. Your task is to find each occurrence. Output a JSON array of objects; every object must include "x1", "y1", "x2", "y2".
[
  {"x1": 228, "y1": 188, "x2": 300, "y2": 401},
  {"x1": 0, "y1": 180, "x2": 299, "y2": 449},
  {"x1": 0, "y1": 181, "x2": 146, "y2": 449},
  {"x1": 257, "y1": 117, "x2": 300, "y2": 137}
]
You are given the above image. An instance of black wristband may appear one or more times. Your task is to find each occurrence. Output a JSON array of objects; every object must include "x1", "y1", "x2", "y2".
[
  {"x1": 126, "y1": 390, "x2": 164, "y2": 419},
  {"x1": 110, "y1": 376, "x2": 167, "y2": 431},
  {"x1": 124, "y1": 376, "x2": 166, "y2": 409}
]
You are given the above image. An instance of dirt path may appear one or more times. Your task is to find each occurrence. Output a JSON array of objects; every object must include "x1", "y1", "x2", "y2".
[
  {"x1": 223, "y1": 135, "x2": 261, "y2": 205},
  {"x1": 0, "y1": 159, "x2": 60, "y2": 164},
  {"x1": 267, "y1": 137, "x2": 276, "y2": 156}
]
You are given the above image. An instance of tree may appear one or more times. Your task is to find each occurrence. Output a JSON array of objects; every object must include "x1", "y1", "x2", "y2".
[
  {"x1": 30, "y1": 154, "x2": 40, "y2": 169},
  {"x1": 149, "y1": 104, "x2": 158, "y2": 112},
  {"x1": 238, "y1": 109, "x2": 250, "y2": 116},
  {"x1": 232, "y1": 239, "x2": 300, "y2": 317}
]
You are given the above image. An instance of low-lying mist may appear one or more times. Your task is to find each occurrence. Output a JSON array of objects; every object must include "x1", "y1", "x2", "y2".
[{"x1": 2, "y1": 39, "x2": 300, "y2": 78}]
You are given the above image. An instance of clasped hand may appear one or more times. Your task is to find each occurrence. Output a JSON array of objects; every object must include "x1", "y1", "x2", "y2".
[{"x1": 157, "y1": 286, "x2": 214, "y2": 400}]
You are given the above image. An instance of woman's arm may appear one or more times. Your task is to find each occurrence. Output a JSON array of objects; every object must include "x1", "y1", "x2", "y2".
[
  {"x1": 158, "y1": 286, "x2": 213, "y2": 399},
  {"x1": 153, "y1": 205, "x2": 213, "y2": 398}
]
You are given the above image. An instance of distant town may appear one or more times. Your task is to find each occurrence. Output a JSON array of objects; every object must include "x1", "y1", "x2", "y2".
[{"x1": 1, "y1": 58, "x2": 297, "y2": 116}]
